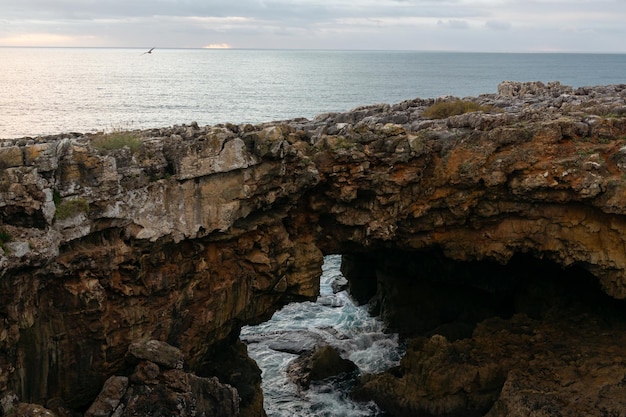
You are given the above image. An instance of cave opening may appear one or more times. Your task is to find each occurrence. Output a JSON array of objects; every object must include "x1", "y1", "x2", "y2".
[
  {"x1": 340, "y1": 248, "x2": 626, "y2": 340},
  {"x1": 339, "y1": 249, "x2": 626, "y2": 416},
  {"x1": 217, "y1": 250, "x2": 626, "y2": 417}
]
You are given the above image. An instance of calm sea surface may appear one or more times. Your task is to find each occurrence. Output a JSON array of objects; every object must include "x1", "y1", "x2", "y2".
[{"x1": 1, "y1": 48, "x2": 626, "y2": 139}]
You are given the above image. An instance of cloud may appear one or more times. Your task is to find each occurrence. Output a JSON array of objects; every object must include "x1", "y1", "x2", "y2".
[
  {"x1": 203, "y1": 43, "x2": 232, "y2": 49},
  {"x1": 0, "y1": 0, "x2": 625, "y2": 51},
  {"x1": 0, "y1": 32, "x2": 76, "y2": 46},
  {"x1": 437, "y1": 19, "x2": 470, "y2": 29},
  {"x1": 485, "y1": 20, "x2": 511, "y2": 31}
]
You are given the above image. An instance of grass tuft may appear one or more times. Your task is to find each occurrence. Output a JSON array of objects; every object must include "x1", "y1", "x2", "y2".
[
  {"x1": 91, "y1": 131, "x2": 142, "y2": 153},
  {"x1": 55, "y1": 198, "x2": 90, "y2": 220},
  {"x1": 422, "y1": 100, "x2": 499, "y2": 119}
]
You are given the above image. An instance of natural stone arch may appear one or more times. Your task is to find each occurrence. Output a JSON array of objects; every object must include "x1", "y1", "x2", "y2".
[{"x1": 2, "y1": 82, "x2": 626, "y2": 415}]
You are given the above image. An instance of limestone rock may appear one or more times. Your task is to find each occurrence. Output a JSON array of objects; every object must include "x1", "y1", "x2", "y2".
[
  {"x1": 266, "y1": 331, "x2": 325, "y2": 355},
  {"x1": 287, "y1": 345, "x2": 358, "y2": 389},
  {"x1": 84, "y1": 342, "x2": 241, "y2": 417},
  {"x1": 194, "y1": 340, "x2": 266, "y2": 417},
  {"x1": 127, "y1": 340, "x2": 184, "y2": 369},
  {"x1": 84, "y1": 376, "x2": 128, "y2": 417},
  {"x1": 4, "y1": 82, "x2": 626, "y2": 415},
  {"x1": 351, "y1": 273, "x2": 626, "y2": 417},
  {"x1": 3, "y1": 403, "x2": 58, "y2": 417}
]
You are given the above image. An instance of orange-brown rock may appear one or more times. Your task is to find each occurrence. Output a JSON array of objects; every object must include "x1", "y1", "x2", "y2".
[
  {"x1": 353, "y1": 304, "x2": 626, "y2": 417},
  {"x1": 2, "y1": 81, "x2": 626, "y2": 415}
]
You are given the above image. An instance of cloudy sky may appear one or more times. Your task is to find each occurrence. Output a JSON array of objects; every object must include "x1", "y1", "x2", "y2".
[{"x1": 1, "y1": 0, "x2": 625, "y2": 52}]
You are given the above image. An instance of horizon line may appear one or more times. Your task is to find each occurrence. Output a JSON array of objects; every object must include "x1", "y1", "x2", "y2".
[{"x1": 1, "y1": 45, "x2": 626, "y2": 55}]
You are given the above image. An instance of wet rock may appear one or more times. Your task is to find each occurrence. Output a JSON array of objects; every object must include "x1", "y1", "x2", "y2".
[
  {"x1": 352, "y1": 273, "x2": 626, "y2": 417},
  {"x1": 287, "y1": 345, "x2": 358, "y2": 389},
  {"x1": 331, "y1": 276, "x2": 349, "y2": 293},
  {"x1": 196, "y1": 340, "x2": 266, "y2": 417},
  {"x1": 265, "y1": 331, "x2": 326, "y2": 354}
]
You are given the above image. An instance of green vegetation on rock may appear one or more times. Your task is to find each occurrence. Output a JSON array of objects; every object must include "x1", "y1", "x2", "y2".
[
  {"x1": 91, "y1": 131, "x2": 142, "y2": 152},
  {"x1": 55, "y1": 198, "x2": 90, "y2": 220},
  {"x1": 422, "y1": 100, "x2": 499, "y2": 119}
]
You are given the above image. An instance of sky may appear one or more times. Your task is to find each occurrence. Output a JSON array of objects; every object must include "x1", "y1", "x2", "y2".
[{"x1": 0, "y1": 0, "x2": 625, "y2": 52}]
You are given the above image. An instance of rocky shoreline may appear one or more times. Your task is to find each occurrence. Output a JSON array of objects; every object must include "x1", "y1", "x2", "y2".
[{"x1": 1, "y1": 81, "x2": 626, "y2": 416}]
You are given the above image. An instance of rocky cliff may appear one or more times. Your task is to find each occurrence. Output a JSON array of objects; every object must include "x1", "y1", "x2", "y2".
[{"x1": 2, "y1": 81, "x2": 626, "y2": 416}]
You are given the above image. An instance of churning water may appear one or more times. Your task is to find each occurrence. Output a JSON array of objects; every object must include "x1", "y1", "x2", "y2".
[{"x1": 241, "y1": 255, "x2": 403, "y2": 417}]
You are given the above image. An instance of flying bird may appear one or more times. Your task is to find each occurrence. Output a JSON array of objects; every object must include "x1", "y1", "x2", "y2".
[{"x1": 141, "y1": 48, "x2": 155, "y2": 55}]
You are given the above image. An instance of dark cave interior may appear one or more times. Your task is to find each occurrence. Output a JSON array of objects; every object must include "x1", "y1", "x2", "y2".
[{"x1": 341, "y1": 249, "x2": 626, "y2": 340}]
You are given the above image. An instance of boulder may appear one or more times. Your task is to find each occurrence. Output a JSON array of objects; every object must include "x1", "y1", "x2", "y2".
[
  {"x1": 84, "y1": 376, "x2": 128, "y2": 417},
  {"x1": 127, "y1": 340, "x2": 184, "y2": 369},
  {"x1": 84, "y1": 341, "x2": 240, "y2": 417},
  {"x1": 287, "y1": 345, "x2": 357, "y2": 389}
]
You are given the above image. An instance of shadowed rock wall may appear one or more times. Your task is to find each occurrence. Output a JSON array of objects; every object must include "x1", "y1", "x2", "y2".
[{"x1": 2, "y1": 81, "x2": 626, "y2": 415}]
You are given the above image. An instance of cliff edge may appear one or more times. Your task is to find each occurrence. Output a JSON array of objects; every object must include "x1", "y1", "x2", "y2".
[{"x1": 1, "y1": 81, "x2": 626, "y2": 416}]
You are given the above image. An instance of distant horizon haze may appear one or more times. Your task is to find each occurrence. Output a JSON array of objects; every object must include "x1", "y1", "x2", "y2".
[{"x1": 1, "y1": 1, "x2": 625, "y2": 53}]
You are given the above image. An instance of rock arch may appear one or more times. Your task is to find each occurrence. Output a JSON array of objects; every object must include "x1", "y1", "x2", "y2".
[{"x1": 2, "y1": 82, "x2": 626, "y2": 414}]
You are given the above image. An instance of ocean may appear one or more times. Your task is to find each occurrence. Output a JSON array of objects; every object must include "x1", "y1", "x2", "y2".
[
  {"x1": 1, "y1": 48, "x2": 626, "y2": 139},
  {"x1": 241, "y1": 255, "x2": 402, "y2": 417}
]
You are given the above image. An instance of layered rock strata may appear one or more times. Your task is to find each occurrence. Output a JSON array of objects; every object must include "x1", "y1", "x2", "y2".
[{"x1": 1, "y1": 81, "x2": 626, "y2": 415}]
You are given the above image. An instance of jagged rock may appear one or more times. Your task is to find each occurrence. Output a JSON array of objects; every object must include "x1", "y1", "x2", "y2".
[
  {"x1": 195, "y1": 340, "x2": 266, "y2": 417},
  {"x1": 331, "y1": 276, "x2": 349, "y2": 293},
  {"x1": 84, "y1": 376, "x2": 128, "y2": 417},
  {"x1": 2, "y1": 403, "x2": 58, "y2": 417},
  {"x1": 3, "y1": 82, "x2": 626, "y2": 415},
  {"x1": 351, "y1": 264, "x2": 626, "y2": 417},
  {"x1": 127, "y1": 340, "x2": 184, "y2": 369},
  {"x1": 354, "y1": 308, "x2": 626, "y2": 417},
  {"x1": 287, "y1": 345, "x2": 357, "y2": 389},
  {"x1": 498, "y1": 80, "x2": 574, "y2": 97},
  {"x1": 129, "y1": 361, "x2": 160, "y2": 385},
  {"x1": 84, "y1": 342, "x2": 241, "y2": 417},
  {"x1": 120, "y1": 373, "x2": 239, "y2": 417}
]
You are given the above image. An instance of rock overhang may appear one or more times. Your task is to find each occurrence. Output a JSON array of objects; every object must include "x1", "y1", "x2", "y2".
[{"x1": 2, "y1": 81, "x2": 626, "y2": 410}]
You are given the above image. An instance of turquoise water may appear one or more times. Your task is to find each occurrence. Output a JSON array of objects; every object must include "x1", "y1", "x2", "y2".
[
  {"x1": 241, "y1": 255, "x2": 402, "y2": 417},
  {"x1": 1, "y1": 48, "x2": 626, "y2": 138}
]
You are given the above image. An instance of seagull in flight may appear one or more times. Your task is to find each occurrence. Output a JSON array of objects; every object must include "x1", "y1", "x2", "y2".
[{"x1": 141, "y1": 47, "x2": 155, "y2": 55}]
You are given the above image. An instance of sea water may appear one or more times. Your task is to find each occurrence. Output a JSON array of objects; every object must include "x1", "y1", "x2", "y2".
[
  {"x1": 240, "y1": 255, "x2": 403, "y2": 417},
  {"x1": 2, "y1": 48, "x2": 626, "y2": 139}
]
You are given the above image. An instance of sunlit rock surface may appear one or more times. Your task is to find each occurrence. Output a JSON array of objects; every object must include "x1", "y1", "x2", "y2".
[{"x1": 2, "y1": 81, "x2": 626, "y2": 415}]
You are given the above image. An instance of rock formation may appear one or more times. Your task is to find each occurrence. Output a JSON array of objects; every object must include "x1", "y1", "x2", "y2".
[
  {"x1": 1, "y1": 81, "x2": 626, "y2": 415},
  {"x1": 286, "y1": 344, "x2": 357, "y2": 389},
  {"x1": 82, "y1": 339, "x2": 240, "y2": 417}
]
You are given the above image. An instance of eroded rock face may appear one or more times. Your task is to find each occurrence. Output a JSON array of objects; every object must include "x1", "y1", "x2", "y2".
[
  {"x1": 353, "y1": 307, "x2": 626, "y2": 417},
  {"x1": 2, "y1": 81, "x2": 626, "y2": 414},
  {"x1": 286, "y1": 345, "x2": 357, "y2": 389},
  {"x1": 348, "y1": 247, "x2": 626, "y2": 416},
  {"x1": 83, "y1": 340, "x2": 241, "y2": 417}
]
